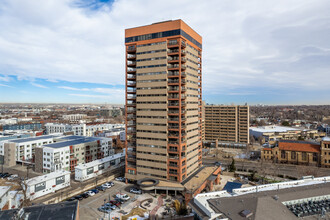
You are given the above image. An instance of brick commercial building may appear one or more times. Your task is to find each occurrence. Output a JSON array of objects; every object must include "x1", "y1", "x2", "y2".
[
  {"x1": 261, "y1": 138, "x2": 330, "y2": 167},
  {"x1": 205, "y1": 105, "x2": 249, "y2": 144},
  {"x1": 125, "y1": 20, "x2": 202, "y2": 183}
]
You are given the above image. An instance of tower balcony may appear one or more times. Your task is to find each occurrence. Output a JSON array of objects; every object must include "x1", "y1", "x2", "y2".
[
  {"x1": 127, "y1": 81, "x2": 136, "y2": 87},
  {"x1": 168, "y1": 48, "x2": 179, "y2": 55},
  {"x1": 168, "y1": 56, "x2": 179, "y2": 63},
  {"x1": 126, "y1": 101, "x2": 136, "y2": 107},
  {"x1": 168, "y1": 71, "x2": 180, "y2": 78},
  {"x1": 127, "y1": 94, "x2": 136, "y2": 100},
  {"x1": 168, "y1": 94, "x2": 180, "y2": 100},
  {"x1": 127, "y1": 74, "x2": 136, "y2": 79},
  {"x1": 127, "y1": 54, "x2": 136, "y2": 60},
  {"x1": 168, "y1": 40, "x2": 179, "y2": 47},
  {"x1": 127, "y1": 61, "x2": 136, "y2": 67},
  {"x1": 127, "y1": 67, "x2": 136, "y2": 73},
  {"x1": 168, "y1": 79, "x2": 179, "y2": 85},
  {"x1": 168, "y1": 64, "x2": 180, "y2": 70},
  {"x1": 127, "y1": 45, "x2": 136, "y2": 52}
]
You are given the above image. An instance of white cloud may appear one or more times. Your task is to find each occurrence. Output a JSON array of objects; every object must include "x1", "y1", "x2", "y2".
[
  {"x1": 31, "y1": 82, "x2": 48, "y2": 89},
  {"x1": 0, "y1": 0, "x2": 329, "y2": 98},
  {"x1": 0, "y1": 83, "x2": 13, "y2": 88},
  {"x1": 0, "y1": 75, "x2": 12, "y2": 82}
]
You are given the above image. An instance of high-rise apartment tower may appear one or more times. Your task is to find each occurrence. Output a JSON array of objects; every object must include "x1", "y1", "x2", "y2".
[
  {"x1": 205, "y1": 105, "x2": 249, "y2": 144},
  {"x1": 125, "y1": 20, "x2": 202, "y2": 182}
]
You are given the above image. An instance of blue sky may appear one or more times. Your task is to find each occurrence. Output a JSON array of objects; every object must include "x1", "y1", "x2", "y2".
[{"x1": 0, "y1": 0, "x2": 330, "y2": 104}]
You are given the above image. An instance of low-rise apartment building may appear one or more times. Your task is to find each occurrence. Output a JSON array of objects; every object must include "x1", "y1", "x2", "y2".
[
  {"x1": 3, "y1": 135, "x2": 57, "y2": 166},
  {"x1": 62, "y1": 114, "x2": 87, "y2": 122},
  {"x1": 45, "y1": 123, "x2": 124, "y2": 137},
  {"x1": 205, "y1": 105, "x2": 249, "y2": 144},
  {"x1": 35, "y1": 136, "x2": 113, "y2": 173}
]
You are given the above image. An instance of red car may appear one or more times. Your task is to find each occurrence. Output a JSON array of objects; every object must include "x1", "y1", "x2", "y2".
[{"x1": 109, "y1": 200, "x2": 121, "y2": 207}]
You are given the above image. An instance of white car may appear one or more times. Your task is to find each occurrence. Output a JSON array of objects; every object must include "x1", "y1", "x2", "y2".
[
  {"x1": 7, "y1": 174, "x2": 18, "y2": 180},
  {"x1": 115, "y1": 177, "x2": 125, "y2": 182},
  {"x1": 102, "y1": 183, "x2": 112, "y2": 189},
  {"x1": 86, "y1": 191, "x2": 95, "y2": 196},
  {"x1": 129, "y1": 188, "x2": 142, "y2": 194},
  {"x1": 116, "y1": 193, "x2": 130, "y2": 201}
]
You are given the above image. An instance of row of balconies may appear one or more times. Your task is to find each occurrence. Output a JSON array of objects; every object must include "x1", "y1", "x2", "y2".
[
  {"x1": 168, "y1": 40, "x2": 186, "y2": 48},
  {"x1": 168, "y1": 94, "x2": 186, "y2": 99},
  {"x1": 168, "y1": 79, "x2": 186, "y2": 84},
  {"x1": 168, "y1": 86, "x2": 186, "y2": 92},
  {"x1": 168, "y1": 57, "x2": 187, "y2": 63},
  {"x1": 168, "y1": 64, "x2": 186, "y2": 69},
  {"x1": 168, "y1": 124, "x2": 186, "y2": 129},
  {"x1": 168, "y1": 49, "x2": 186, "y2": 55}
]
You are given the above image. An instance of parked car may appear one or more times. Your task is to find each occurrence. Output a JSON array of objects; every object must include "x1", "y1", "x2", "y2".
[
  {"x1": 3, "y1": 173, "x2": 11, "y2": 179},
  {"x1": 90, "y1": 189, "x2": 99, "y2": 194},
  {"x1": 114, "y1": 198, "x2": 125, "y2": 204},
  {"x1": 7, "y1": 174, "x2": 18, "y2": 180},
  {"x1": 130, "y1": 188, "x2": 142, "y2": 194},
  {"x1": 107, "y1": 181, "x2": 114, "y2": 186},
  {"x1": 104, "y1": 203, "x2": 117, "y2": 210},
  {"x1": 116, "y1": 193, "x2": 130, "y2": 201},
  {"x1": 215, "y1": 162, "x2": 222, "y2": 166},
  {"x1": 98, "y1": 206, "x2": 111, "y2": 213},
  {"x1": 86, "y1": 191, "x2": 95, "y2": 197},
  {"x1": 81, "y1": 193, "x2": 89, "y2": 198},
  {"x1": 74, "y1": 195, "x2": 83, "y2": 201},
  {"x1": 109, "y1": 200, "x2": 121, "y2": 207},
  {"x1": 1, "y1": 173, "x2": 9, "y2": 178},
  {"x1": 67, "y1": 197, "x2": 76, "y2": 202},
  {"x1": 102, "y1": 183, "x2": 112, "y2": 189},
  {"x1": 96, "y1": 186, "x2": 106, "y2": 191},
  {"x1": 115, "y1": 177, "x2": 125, "y2": 182}
]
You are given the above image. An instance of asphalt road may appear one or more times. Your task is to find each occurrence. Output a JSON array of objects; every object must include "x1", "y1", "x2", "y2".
[{"x1": 203, "y1": 157, "x2": 330, "y2": 178}]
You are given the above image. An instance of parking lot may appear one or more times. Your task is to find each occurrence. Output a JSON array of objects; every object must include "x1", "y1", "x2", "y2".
[{"x1": 78, "y1": 180, "x2": 139, "y2": 220}]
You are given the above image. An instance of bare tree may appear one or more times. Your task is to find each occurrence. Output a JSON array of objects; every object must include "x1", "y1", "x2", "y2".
[{"x1": 15, "y1": 178, "x2": 31, "y2": 208}]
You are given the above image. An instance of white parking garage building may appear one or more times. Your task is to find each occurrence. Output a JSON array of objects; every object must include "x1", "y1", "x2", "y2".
[
  {"x1": 75, "y1": 151, "x2": 125, "y2": 182},
  {"x1": 26, "y1": 170, "x2": 70, "y2": 200}
]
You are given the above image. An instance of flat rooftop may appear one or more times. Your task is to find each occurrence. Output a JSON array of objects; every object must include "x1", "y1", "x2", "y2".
[
  {"x1": 8, "y1": 135, "x2": 57, "y2": 144},
  {"x1": 250, "y1": 126, "x2": 300, "y2": 133},
  {"x1": 0, "y1": 201, "x2": 79, "y2": 219},
  {"x1": 75, "y1": 152, "x2": 125, "y2": 170},
  {"x1": 43, "y1": 137, "x2": 102, "y2": 149},
  {"x1": 191, "y1": 176, "x2": 330, "y2": 220},
  {"x1": 183, "y1": 166, "x2": 219, "y2": 192},
  {"x1": 26, "y1": 170, "x2": 70, "y2": 186}
]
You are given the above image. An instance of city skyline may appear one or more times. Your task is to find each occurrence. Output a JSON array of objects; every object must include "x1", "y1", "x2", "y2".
[{"x1": 0, "y1": 0, "x2": 330, "y2": 105}]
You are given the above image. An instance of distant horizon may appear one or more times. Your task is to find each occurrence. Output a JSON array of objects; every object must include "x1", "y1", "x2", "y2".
[{"x1": 1, "y1": 102, "x2": 330, "y2": 107}]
